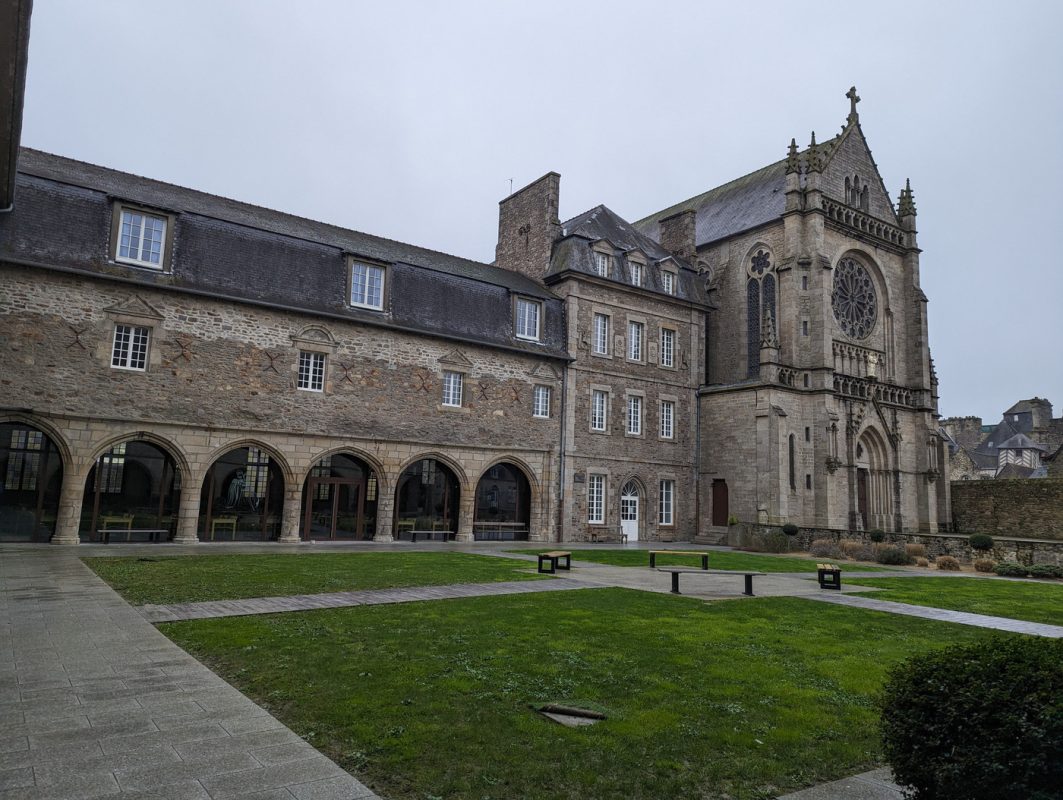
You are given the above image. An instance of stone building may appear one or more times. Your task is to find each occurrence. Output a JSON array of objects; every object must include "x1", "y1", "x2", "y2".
[
  {"x1": 943, "y1": 398, "x2": 1062, "y2": 480},
  {"x1": 0, "y1": 17, "x2": 951, "y2": 548}
]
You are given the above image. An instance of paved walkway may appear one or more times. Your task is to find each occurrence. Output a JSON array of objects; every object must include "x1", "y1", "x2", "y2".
[
  {"x1": 776, "y1": 768, "x2": 903, "y2": 799},
  {"x1": 806, "y1": 592, "x2": 1063, "y2": 638},
  {"x1": 0, "y1": 549, "x2": 379, "y2": 800},
  {"x1": 140, "y1": 578, "x2": 586, "y2": 623}
]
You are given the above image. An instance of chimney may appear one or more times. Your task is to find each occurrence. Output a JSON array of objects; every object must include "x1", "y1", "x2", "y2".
[
  {"x1": 658, "y1": 208, "x2": 696, "y2": 263},
  {"x1": 495, "y1": 172, "x2": 561, "y2": 282}
]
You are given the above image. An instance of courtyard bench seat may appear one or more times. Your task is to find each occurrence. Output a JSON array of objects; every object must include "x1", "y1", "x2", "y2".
[
  {"x1": 657, "y1": 567, "x2": 765, "y2": 596},
  {"x1": 648, "y1": 550, "x2": 710, "y2": 569},
  {"x1": 817, "y1": 563, "x2": 842, "y2": 590},
  {"x1": 98, "y1": 528, "x2": 169, "y2": 544},
  {"x1": 538, "y1": 551, "x2": 572, "y2": 574}
]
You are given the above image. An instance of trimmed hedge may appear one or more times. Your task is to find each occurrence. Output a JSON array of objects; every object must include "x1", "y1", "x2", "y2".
[
  {"x1": 880, "y1": 637, "x2": 1063, "y2": 799},
  {"x1": 1028, "y1": 564, "x2": 1063, "y2": 579},
  {"x1": 875, "y1": 545, "x2": 911, "y2": 566},
  {"x1": 994, "y1": 562, "x2": 1029, "y2": 578},
  {"x1": 781, "y1": 523, "x2": 799, "y2": 536},
  {"x1": 868, "y1": 529, "x2": 886, "y2": 543},
  {"x1": 968, "y1": 533, "x2": 994, "y2": 551}
]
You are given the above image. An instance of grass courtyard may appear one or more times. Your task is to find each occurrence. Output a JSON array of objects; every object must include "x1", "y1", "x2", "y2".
[
  {"x1": 851, "y1": 576, "x2": 1063, "y2": 626},
  {"x1": 83, "y1": 552, "x2": 544, "y2": 605},
  {"x1": 511, "y1": 547, "x2": 895, "y2": 573},
  {"x1": 162, "y1": 587, "x2": 1001, "y2": 800}
]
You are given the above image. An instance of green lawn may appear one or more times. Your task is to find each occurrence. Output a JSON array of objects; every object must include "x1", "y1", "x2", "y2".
[
  {"x1": 162, "y1": 588, "x2": 999, "y2": 800},
  {"x1": 83, "y1": 552, "x2": 544, "y2": 605},
  {"x1": 510, "y1": 548, "x2": 894, "y2": 573},
  {"x1": 851, "y1": 576, "x2": 1063, "y2": 626}
]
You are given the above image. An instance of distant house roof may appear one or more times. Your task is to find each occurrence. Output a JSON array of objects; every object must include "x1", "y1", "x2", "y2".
[
  {"x1": 997, "y1": 433, "x2": 1048, "y2": 452},
  {"x1": 995, "y1": 463, "x2": 1040, "y2": 480},
  {"x1": 1005, "y1": 397, "x2": 1052, "y2": 415}
]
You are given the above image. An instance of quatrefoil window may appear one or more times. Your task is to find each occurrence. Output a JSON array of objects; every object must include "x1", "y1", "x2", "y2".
[
  {"x1": 750, "y1": 250, "x2": 770, "y2": 276},
  {"x1": 832, "y1": 257, "x2": 878, "y2": 339}
]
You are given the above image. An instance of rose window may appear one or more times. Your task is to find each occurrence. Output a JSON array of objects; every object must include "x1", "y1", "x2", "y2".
[{"x1": 832, "y1": 258, "x2": 877, "y2": 339}]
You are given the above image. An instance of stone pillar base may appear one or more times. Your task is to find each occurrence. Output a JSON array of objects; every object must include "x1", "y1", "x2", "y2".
[
  {"x1": 171, "y1": 535, "x2": 200, "y2": 545},
  {"x1": 51, "y1": 534, "x2": 80, "y2": 546},
  {"x1": 455, "y1": 532, "x2": 473, "y2": 543},
  {"x1": 374, "y1": 532, "x2": 394, "y2": 543},
  {"x1": 277, "y1": 533, "x2": 301, "y2": 544}
]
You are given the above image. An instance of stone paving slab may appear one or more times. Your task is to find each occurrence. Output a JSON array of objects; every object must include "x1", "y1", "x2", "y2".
[
  {"x1": 0, "y1": 550, "x2": 381, "y2": 800},
  {"x1": 806, "y1": 592, "x2": 1063, "y2": 637},
  {"x1": 138, "y1": 577, "x2": 587, "y2": 622},
  {"x1": 776, "y1": 767, "x2": 904, "y2": 799}
]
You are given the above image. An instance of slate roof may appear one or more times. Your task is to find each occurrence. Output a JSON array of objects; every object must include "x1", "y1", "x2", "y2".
[
  {"x1": 549, "y1": 205, "x2": 709, "y2": 305},
  {"x1": 997, "y1": 433, "x2": 1048, "y2": 452},
  {"x1": 995, "y1": 463, "x2": 1039, "y2": 480},
  {"x1": 14, "y1": 148, "x2": 556, "y2": 300},
  {"x1": 1005, "y1": 398, "x2": 1052, "y2": 415}
]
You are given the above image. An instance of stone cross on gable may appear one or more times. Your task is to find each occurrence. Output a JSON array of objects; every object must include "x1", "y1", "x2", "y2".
[{"x1": 846, "y1": 86, "x2": 861, "y2": 119}]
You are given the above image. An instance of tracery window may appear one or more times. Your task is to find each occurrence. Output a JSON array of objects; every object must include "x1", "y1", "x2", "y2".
[
  {"x1": 832, "y1": 257, "x2": 878, "y2": 339},
  {"x1": 747, "y1": 249, "x2": 776, "y2": 377}
]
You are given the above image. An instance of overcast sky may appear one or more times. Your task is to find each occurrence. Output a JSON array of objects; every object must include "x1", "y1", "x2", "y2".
[{"x1": 20, "y1": 0, "x2": 1063, "y2": 422}]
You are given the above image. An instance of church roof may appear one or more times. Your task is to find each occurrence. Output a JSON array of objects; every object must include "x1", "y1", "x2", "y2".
[{"x1": 632, "y1": 136, "x2": 842, "y2": 248}]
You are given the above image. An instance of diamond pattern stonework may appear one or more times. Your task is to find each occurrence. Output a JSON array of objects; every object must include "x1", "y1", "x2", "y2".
[{"x1": 832, "y1": 257, "x2": 877, "y2": 339}]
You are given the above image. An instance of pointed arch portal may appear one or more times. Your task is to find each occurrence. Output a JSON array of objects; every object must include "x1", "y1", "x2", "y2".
[
  {"x1": 0, "y1": 423, "x2": 64, "y2": 542},
  {"x1": 81, "y1": 440, "x2": 181, "y2": 542},
  {"x1": 199, "y1": 446, "x2": 284, "y2": 541},
  {"x1": 302, "y1": 452, "x2": 379, "y2": 540},
  {"x1": 394, "y1": 458, "x2": 459, "y2": 541},
  {"x1": 473, "y1": 462, "x2": 530, "y2": 540}
]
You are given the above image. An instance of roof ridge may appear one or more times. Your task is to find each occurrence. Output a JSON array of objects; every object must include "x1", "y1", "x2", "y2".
[
  {"x1": 560, "y1": 203, "x2": 607, "y2": 228},
  {"x1": 17, "y1": 147, "x2": 513, "y2": 278}
]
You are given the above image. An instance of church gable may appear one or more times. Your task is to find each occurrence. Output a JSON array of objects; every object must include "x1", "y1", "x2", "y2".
[{"x1": 820, "y1": 123, "x2": 898, "y2": 224}]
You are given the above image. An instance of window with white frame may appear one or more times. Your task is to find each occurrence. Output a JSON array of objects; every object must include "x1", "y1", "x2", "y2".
[
  {"x1": 594, "y1": 251, "x2": 611, "y2": 277},
  {"x1": 442, "y1": 370, "x2": 463, "y2": 407},
  {"x1": 630, "y1": 262, "x2": 643, "y2": 286},
  {"x1": 593, "y1": 313, "x2": 610, "y2": 355},
  {"x1": 660, "y1": 399, "x2": 675, "y2": 439},
  {"x1": 111, "y1": 324, "x2": 150, "y2": 371},
  {"x1": 591, "y1": 390, "x2": 607, "y2": 431},
  {"x1": 515, "y1": 297, "x2": 541, "y2": 341},
  {"x1": 659, "y1": 479, "x2": 674, "y2": 525},
  {"x1": 626, "y1": 395, "x2": 643, "y2": 435},
  {"x1": 628, "y1": 321, "x2": 644, "y2": 361},
  {"x1": 588, "y1": 474, "x2": 605, "y2": 523},
  {"x1": 660, "y1": 328, "x2": 675, "y2": 368},
  {"x1": 117, "y1": 209, "x2": 167, "y2": 268},
  {"x1": 297, "y1": 351, "x2": 326, "y2": 392},
  {"x1": 533, "y1": 385, "x2": 551, "y2": 418},
  {"x1": 350, "y1": 262, "x2": 385, "y2": 310},
  {"x1": 661, "y1": 271, "x2": 676, "y2": 295}
]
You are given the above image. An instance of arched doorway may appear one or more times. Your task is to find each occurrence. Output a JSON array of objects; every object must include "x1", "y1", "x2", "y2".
[
  {"x1": 199, "y1": 447, "x2": 283, "y2": 541},
  {"x1": 620, "y1": 479, "x2": 641, "y2": 542},
  {"x1": 81, "y1": 441, "x2": 180, "y2": 542},
  {"x1": 856, "y1": 429, "x2": 892, "y2": 530},
  {"x1": 0, "y1": 423, "x2": 64, "y2": 542},
  {"x1": 395, "y1": 458, "x2": 459, "y2": 541},
  {"x1": 474, "y1": 462, "x2": 530, "y2": 540},
  {"x1": 302, "y1": 453, "x2": 379, "y2": 540}
]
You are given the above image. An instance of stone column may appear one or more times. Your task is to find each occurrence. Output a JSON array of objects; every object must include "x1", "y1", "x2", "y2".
[
  {"x1": 172, "y1": 487, "x2": 202, "y2": 544},
  {"x1": 455, "y1": 491, "x2": 475, "y2": 543},
  {"x1": 374, "y1": 488, "x2": 394, "y2": 542},
  {"x1": 278, "y1": 484, "x2": 303, "y2": 543},
  {"x1": 51, "y1": 470, "x2": 87, "y2": 545}
]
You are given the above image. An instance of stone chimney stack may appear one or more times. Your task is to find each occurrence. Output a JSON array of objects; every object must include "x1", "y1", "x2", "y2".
[
  {"x1": 658, "y1": 208, "x2": 697, "y2": 262},
  {"x1": 495, "y1": 172, "x2": 561, "y2": 282}
]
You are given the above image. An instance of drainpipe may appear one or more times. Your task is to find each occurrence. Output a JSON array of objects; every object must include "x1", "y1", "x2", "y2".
[{"x1": 556, "y1": 363, "x2": 568, "y2": 543}]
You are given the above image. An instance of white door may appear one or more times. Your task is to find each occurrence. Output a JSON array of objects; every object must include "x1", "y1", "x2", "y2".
[{"x1": 620, "y1": 480, "x2": 640, "y2": 541}]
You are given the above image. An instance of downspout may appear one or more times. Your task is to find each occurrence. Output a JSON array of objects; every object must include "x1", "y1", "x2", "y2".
[{"x1": 556, "y1": 361, "x2": 568, "y2": 543}]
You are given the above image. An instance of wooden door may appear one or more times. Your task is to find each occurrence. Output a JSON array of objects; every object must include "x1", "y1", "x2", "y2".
[
  {"x1": 857, "y1": 469, "x2": 869, "y2": 529},
  {"x1": 711, "y1": 480, "x2": 729, "y2": 527}
]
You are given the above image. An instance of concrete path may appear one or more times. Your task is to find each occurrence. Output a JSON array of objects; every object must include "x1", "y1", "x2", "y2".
[
  {"x1": 804, "y1": 592, "x2": 1063, "y2": 637},
  {"x1": 0, "y1": 549, "x2": 380, "y2": 800},
  {"x1": 776, "y1": 768, "x2": 903, "y2": 799},
  {"x1": 140, "y1": 578, "x2": 586, "y2": 623}
]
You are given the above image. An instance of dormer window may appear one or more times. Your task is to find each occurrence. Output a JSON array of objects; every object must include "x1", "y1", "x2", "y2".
[
  {"x1": 515, "y1": 297, "x2": 541, "y2": 341},
  {"x1": 661, "y1": 271, "x2": 676, "y2": 295},
  {"x1": 594, "y1": 251, "x2": 611, "y2": 277},
  {"x1": 113, "y1": 206, "x2": 170, "y2": 269},
  {"x1": 630, "y1": 262, "x2": 643, "y2": 286},
  {"x1": 350, "y1": 261, "x2": 386, "y2": 310}
]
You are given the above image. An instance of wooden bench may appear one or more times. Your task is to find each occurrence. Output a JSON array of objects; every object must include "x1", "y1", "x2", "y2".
[
  {"x1": 657, "y1": 567, "x2": 766, "y2": 596},
  {"x1": 817, "y1": 563, "x2": 842, "y2": 590},
  {"x1": 648, "y1": 550, "x2": 709, "y2": 570},
  {"x1": 98, "y1": 528, "x2": 169, "y2": 544},
  {"x1": 538, "y1": 551, "x2": 572, "y2": 574}
]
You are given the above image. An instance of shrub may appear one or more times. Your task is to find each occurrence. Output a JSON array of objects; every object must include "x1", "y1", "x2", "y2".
[
  {"x1": 868, "y1": 529, "x2": 886, "y2": 543},
  {"x1": 809, "y1": 538, "x2": 841, "y2": 558},
  {"x1": 840, "y1": 539, "x2": 875, "y2": 561},
  {"x1": 973, "y1": 558, "x2": 996, "y2": 573},
  {"x1": 876, "y1": 545, "x2": 911, "y2": 566},
  {"x1": 904, "y1": 543, "x2": 926, "y2": 559},
  {"x1": 727, "y1": 514, "x2": 739, "y2": 526},
  {"x1": 1028, "y1": 564, "x2": 1063, "y2": 580},
  {"x1": 968, "y1": 533, "x2": 994, "y2": 551},
  {"x1": 879, "y1": 636, "x2": 1063, "y2": 800},
  {"x1": 915, "y1": 557, "x2": 929, "y2": 568},
  {"x1": 994, "y1": 562, "x2": 1029, "y2": 578},
  {"x1": 935, "y1": 555, "x2": 961, "y2": 571},
  {"x1": 781, "y1": 523, "x2": 799, "y2": 537}
]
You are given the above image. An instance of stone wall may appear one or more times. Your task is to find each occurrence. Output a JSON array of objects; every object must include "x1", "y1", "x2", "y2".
[{"x1": 951, "y1": 479, "x2": 1063, "y2": 541}]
